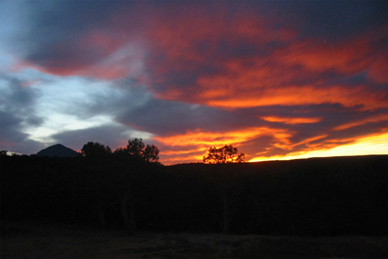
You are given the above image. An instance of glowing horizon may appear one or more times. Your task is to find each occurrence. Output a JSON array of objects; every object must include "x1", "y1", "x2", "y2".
[{"x1": 249, "y1": 132, "x2": 388, "y2": 163}]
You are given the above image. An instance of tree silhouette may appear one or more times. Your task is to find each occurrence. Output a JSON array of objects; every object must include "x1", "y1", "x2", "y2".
[
  {"x1": 80, "y1": 142, "x2": 112, "y2": 227},
  {"x1": 203, "y1": 145, "x2": 245, "y2": 164},
  {"x1": 114, "y1": 138, "x2": 159, "y2": 163},
  {"x1": 81, "y1": 142, "x2": 112, "y2": 159},
  {"x1": 112, "y1": 138, "x2": 160, "y2": 234},
  {"x1": 203, "y1": 144, "x2": 245, "y2": 233},
  {"x1": 79, "y1": 139, "x2": 160, "y2": 234}
]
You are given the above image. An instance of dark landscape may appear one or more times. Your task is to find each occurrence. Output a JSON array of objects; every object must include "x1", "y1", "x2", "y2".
[
  {"x1": 2, "y1": 1, "x2": 388, "y2": 258},
  {"x1": 1, "y1": 146, "x2": 387, "y2": 258},
  {"x1": 2, "y1": 220, "x2": 387, "y2": 258}
]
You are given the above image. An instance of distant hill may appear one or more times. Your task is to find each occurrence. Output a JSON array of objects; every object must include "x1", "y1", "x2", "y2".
[{"x1": 36, "y1": 144, "x2": 79, "y2": 157}]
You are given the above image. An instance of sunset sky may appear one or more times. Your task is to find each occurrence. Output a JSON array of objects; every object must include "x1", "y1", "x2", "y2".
[{"x1": 1, "y1": 0, "x2": 387, "y2": 164}]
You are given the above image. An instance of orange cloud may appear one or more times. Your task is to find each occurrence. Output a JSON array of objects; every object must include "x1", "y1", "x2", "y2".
[
  {"x1": 204, "y1": 85, "x2": 387, "y2": 110},
  {"x1": 333, "y1": 114, "x2": 388, "y2": 131},
  {"x1": 154, "y1": 127, "x2": 295, "y2": 164},
  {"x1": 261, "y1": 116, "x2": 322, "y2": 124},
  {"x1": 140, "y1": 7, "x2": 387, "y2": 111},
  {"x1": 154, "y1": 127, "x2": 291, "y2": 147},
  {"x1": 302, "y1": 135, "x2": 330, "y2": 148},
  {"x1": 158, "y1": 148, "x2": 207, "y2": 165},
  {"x1": 278, "y1": 26, "x2": 388, "y2": 83},
  {"x1": 160, "y1": 153, "x2": 205, "y2": 166}
]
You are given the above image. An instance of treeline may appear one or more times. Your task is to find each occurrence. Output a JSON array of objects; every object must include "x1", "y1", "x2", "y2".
[{"x1": 1, "y1": 150, "x2": 387, "y2": 236}]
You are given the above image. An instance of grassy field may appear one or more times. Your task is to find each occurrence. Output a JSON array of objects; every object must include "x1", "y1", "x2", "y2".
[{"x1": 1, "y1": 220, "x2": 387, "y2": 258}]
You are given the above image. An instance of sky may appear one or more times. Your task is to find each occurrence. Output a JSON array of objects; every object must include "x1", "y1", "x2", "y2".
[{"x1": 0, "y1": 0, "x2": 387, "y2": 164}]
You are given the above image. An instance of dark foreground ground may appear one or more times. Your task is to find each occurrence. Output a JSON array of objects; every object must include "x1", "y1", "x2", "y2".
[{"x1": 1, "y1": 221, "x2": 387, "y2": 259}]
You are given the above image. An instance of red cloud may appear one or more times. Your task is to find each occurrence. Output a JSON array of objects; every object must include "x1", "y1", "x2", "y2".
[
  {"x1": 139, "y1": 7, "x2": 387, "y2": 110},
  {"x1": 278, "y1": 26, "x2": 388, "y2": 80},
  {"x1": 18, "y1": 3, "x2": 387, "y2": 109}
]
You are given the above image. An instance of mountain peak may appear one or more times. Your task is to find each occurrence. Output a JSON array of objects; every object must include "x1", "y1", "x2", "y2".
[{"x1": 36, "y1": 144, "x2": 79, "y2": 157}]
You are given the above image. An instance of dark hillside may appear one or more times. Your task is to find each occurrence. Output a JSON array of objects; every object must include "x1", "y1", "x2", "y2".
[
  {"x1": 167, "y1": 156, "x2": 387, "y2": 235},
  {"x1": 1, "y1": 155, "x2": 387, "y2": 236}
]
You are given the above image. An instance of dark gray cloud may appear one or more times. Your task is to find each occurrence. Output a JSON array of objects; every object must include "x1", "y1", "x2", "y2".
[
  {"x1": 1, "y1": 1, "x2": 139, "y2": 74},
  {"x1": 117, "y1": 97, "x2": 267, "y2": 136},
  {"x1": 0, "y1": 75, "x2": 45, "y2": 153},
  {"x1": 80, "y1": 80, "x2": 152, "y2": 119},
  {"x1": 269, "y1": 1, "x2": 388, "y2": 42},
  {"x1": 51, "y1": 124, "x2": 140, "y2": 152},
  {"x1": 4, "y1": 1, "x2": 386, "y2": 76}
]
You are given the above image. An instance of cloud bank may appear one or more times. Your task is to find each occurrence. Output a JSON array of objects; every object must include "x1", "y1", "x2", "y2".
[{"x1": 0, "y1": 1, "x2": 387, "y2": 164}]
